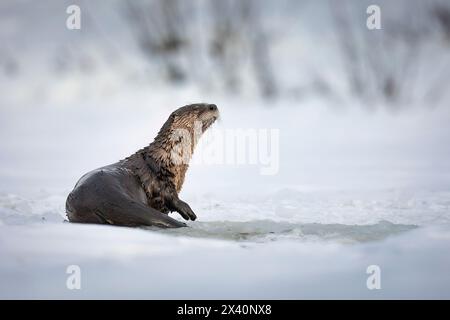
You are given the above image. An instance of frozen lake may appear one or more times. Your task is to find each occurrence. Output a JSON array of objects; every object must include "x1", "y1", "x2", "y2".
[
  {"x1": 1, "y1": 0, "x2": 450, "y2": 300},
  {"x1": 1, "y1": 95, "x2": 449, "y2": 299}
]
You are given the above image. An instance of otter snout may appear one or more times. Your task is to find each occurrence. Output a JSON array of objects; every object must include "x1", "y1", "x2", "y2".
[
  {"x1": 169, "y1": 103, "x2": 219, "y2": 132},
  {"x1": 199, "y1": 104, "x2": 219, "y2": 132},
  {"x1": 203, "y1": 103, "x2": 219, "y2": 119}
]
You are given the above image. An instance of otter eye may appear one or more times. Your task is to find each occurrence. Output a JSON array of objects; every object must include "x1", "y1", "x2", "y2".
[{"x1": 209, "y1": 104, "x2": 217, "y2": 111}]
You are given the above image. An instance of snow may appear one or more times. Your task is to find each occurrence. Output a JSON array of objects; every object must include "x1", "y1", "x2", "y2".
[
  {"x1": 1, "y1": 223, "x2": 450, "y2": 299},
  {"x1": 1, "y1": 0, "x2": 450, "y2": 299},
  {"x1": 1, "y1": 91, "x2": 450, "y2": 298}
]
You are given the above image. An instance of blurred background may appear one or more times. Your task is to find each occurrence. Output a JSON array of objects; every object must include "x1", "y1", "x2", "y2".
[
  {"x1": 1, "y1": 0, "x2": 450, "y2": 200},
  {"x1": 1, "y1": 0, "x2": 450, "y2": 299},
  {"x1": 2, "y1": 0, "x2": 450, "y2": 107}
]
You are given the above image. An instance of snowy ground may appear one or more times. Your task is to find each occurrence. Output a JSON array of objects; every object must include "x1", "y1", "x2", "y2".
[{"x1": 1, "y1": 87, "x2": 450, "y2": 299}]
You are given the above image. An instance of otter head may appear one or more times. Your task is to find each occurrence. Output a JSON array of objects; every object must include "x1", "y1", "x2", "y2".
[
  {"x1": 152, "y1": 103, "x2": 219, "y2": 170},
  {"x1": 169, "y1": 103, "x2": 219, "y2": 133}
]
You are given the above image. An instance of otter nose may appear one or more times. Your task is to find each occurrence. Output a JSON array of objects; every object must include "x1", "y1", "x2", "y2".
[{"x1": 208, "y1": 104, "x2": 217, "y2": 111}]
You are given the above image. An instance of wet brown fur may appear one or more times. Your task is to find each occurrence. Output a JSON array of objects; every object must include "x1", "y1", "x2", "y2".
[{"x1": 66, "y1": 103, "x2": 219, "y2": 228}]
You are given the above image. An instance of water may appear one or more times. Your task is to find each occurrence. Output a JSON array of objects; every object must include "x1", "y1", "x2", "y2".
[
  {"x1": 152, "y1": 220, "x2": 417, "y2": 243},
  {"x1": 0, "y1": 189, "x2": 435, "y2": 244}
]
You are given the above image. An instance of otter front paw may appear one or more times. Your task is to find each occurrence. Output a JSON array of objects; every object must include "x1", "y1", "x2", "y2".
[{"x1": 173, "y1": 199, "x2": 197, "y2": 221}]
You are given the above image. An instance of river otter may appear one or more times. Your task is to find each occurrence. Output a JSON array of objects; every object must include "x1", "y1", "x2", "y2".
[{"x1": 66, "y1": 103, "x2": 219, "y2": 228}]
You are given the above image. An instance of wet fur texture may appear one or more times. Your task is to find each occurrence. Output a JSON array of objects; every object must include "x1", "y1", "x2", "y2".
[{"x1": 66, "y1": 103, "x2": 219, "y2": 228}]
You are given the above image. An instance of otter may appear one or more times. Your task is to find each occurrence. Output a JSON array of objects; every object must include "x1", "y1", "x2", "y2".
[{"x1": 66, "y1": 103, "x2": 219, "y2": 228}]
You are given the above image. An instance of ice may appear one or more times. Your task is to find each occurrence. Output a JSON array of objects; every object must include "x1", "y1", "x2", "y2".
[
  {"x1": 1, "y1": 0, "x2": 450, "y2": 299},
  {"x1": 0, "y1": 222, "x2": 449, "y2": 299},
  {"x1": 154, "y1": 220, "x2": 418, "y2": 243},
  {"x1": 1, "y1": 92, "x2": 450, "y2": 298}
]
